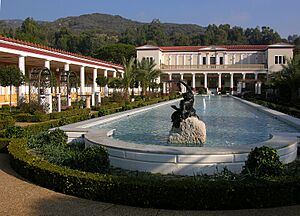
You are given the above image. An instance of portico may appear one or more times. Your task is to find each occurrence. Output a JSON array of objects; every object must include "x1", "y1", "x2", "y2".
[{"x1": 0, "y1": 36, "x2": 124, "y2": 111}]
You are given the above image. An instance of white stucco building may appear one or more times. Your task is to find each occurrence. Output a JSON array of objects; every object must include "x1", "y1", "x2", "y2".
[{"x1": 136, "y1": 43, "x2": 294, "y2": 94}]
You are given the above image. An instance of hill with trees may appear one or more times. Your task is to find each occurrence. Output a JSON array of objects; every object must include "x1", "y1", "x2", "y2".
[{"x1": 0, "y1": 13, "x2": 296, "y2": 64}]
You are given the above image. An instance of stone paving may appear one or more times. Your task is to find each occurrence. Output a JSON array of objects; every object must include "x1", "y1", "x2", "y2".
[{"x1": 0, "y1": 153, "x2": 300, "y2": 216}]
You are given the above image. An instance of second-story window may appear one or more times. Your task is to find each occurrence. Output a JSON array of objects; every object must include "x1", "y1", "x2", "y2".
[
  {"x1": 210, "y1": 57, "x2": 216, "y2": 65},
  {"x1": 202, "y1": 57, "x2": 207, "y2": 65},
  {"x1": 219, "y1": 57, "x2": 224, "y2": 65},
  {"x1": 274, "y1": 55, "x2": 286, "y2": 65}
]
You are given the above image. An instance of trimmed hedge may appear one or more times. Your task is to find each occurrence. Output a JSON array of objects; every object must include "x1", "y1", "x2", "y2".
[{"x1": 8, "y1": 139, "x2": 300, "y2": 210}]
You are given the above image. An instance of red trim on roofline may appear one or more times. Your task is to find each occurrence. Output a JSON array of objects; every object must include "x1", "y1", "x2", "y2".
[
  {"x1": 0, "y1": 35, "x2": 123, "y2": 70},
  {"x1": 159, "y1": 45, "x2": 269, "y2": 52}
]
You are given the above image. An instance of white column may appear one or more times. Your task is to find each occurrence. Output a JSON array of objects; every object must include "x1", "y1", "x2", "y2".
[
  {"x1": 56, "y1": 93, "x2": 61, "y2": 112},
  {"x1": 180, "y1": 73, "x2": 185, "y2": 92},
  {"x1": 92, "y1": 68, "x2": 97, "y2": 106},
  {"x1": 224, "y1": 53, "x2": 228, "y2": 65},
  {"x1": 233, "y1": 54, "x2": 236, "y2": 64},
  {"x1": 204, "y1": 73, "x2": 208, "y2": 89},
  {"x1": 113, "y1": 71, "x2": 117, "y2": 78},
  {"x1": 104, "y1": 70, "x2": 108, "y2": 97},
  {"x1": 230, "y1": 73, "x2": 234, "y2": 91},
  {"x1": 163, "y1": 82, "x2": 166, "y2": 94},
  {"x1": 44, "y1": 60, "x2": 50, "y2": 69},
  {"x1": 198, "y1": 54, "x2": 202, "y2": 65},
  {"x1": 120, "y1": 72, "x2": 124, "y2": 78},
  {"x1": 18, "y1": 55, "x2": 26, "y2": 99},
  {"x1": 192, "y1": 73, "x2": 196, "y2": 90},
  {"x1": 176, "y1": 55, "x2": 179, "y2": 65},
  {"x1": 168, "y1": 73, "x2": 172, "y2": 81},
  {"x1": 183, "y1": 55, "x2": 186, "y2": 65},
  {"x1": 44, "y1": 60, "x2": 52, "y2": 113},
  {"x1": 138, "y1": 81, "x2": 142, "y2": 95},
  {"x1": 168, "y1": 73, "x2": 172, "y2": 94},
  {"x1": 207, "y1": 53, "x2": 210, "y2": 65},
  {"x1": 216, "y1": 53, "x2": 219, "y2": 65},
  {"x1": 190, "y1": 55, "x2": 193, "y2": 65},
  {"x1": 254, "y1": 73, "x2": 258, "y2": 80},
  {"x1": 218, "y1": 73, "x2": 222, "y2": 90},
  {"x1": 80, "y1": 66, "x2": 85, "y2": 95},
  {"x1": 242, "y1": 73, "x2": 246, "y2": 88},
  {"x1": 64, "y1": 63, "x2": 70, "y2": 71}
]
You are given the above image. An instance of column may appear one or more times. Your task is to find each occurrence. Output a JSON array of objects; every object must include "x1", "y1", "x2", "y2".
[
  {"x1": 163, "y1": 82, "x2": 166, "y2": 94},
  {"x1": 218, "y1": 73, "x2": 222, "y2": 91},
  {"x1": 180, "y1": 73, "x2": 185, "y2": 93},
  {"x1": 113, "y1": 70, "x2": 117, "y2": 78},
  {"x1": 224, "y1": 53, "x2": 228, "y2": 65},
  {"x1": 64, "y1": 63, "x2": 70, "y2": 71},
  {"x1": 92, "y1": 68, "x2": 97, "y2": 106},
  {"x1": 230, "y1": 73, "x2": 234, "y2": 94},
  {"x1": 204, "y1": 73, "x2": 208, "y2": 89},
  {"x1": 18, "y1": 55, "x2": 26, "y2": 100},
  {"x1": 192, "y1": 73, "x2": 196, "y2": 91},
  {"x1": 176, "y1": 55, "x2": 179, "y2": 65},
  {"x1": 80, "y1": 66, "x2": 85, "y2": 95},
  {"x1": 190, "y1": 55, "x2": 193, "y2": 66},
  {"x1": 138, "y1": 81, "x2": 142, "y2": 95},
  {"x1": 233, "y1": 54, "x2": 236, "y2": 64},
  {"x1": 104, "y1": 69, "x2": 108, "y2": 97},
  {"x1": 216, "y1": 53, "x2": 219, "y2": 65},
  {"x1": 242, "y1": 73, "x2": 246, "y2": 89},
  {"x1": 44, "y1": 60, "x2": 52, "y2": 113},
  {"x1": 254, "y1": 73, "x2": 258, "y2": 80},
  {"x1": 183, "y1": 55, "x2": 186, "y2": 65},
  {"x1": 56, "y1": 93, "x2": 61, "y2": 112},
  {"x1": 64, "y1": 63, "x2": 71, "y2": 106},
  {"x1": 198, "y1": 54, "x2": 202, "y2": 65},
  {"x1": 207, "y1": 53, "x2": 210, "y2": 65},
  {"x1": 168, "y1": 73, "x2": 172, "y2": 81}
]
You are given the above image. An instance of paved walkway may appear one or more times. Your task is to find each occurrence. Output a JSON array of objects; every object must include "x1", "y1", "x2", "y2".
[{"x1": 0, "y1": 153, "x2": 299, "y2": 216}]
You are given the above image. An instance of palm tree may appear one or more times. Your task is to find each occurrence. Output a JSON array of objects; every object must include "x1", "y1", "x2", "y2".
[
  {"x1": 268, "y1": 55, "x2": 300, "y2": 101},
  {"x1": 122, "y1": 56, "x2": 136, "y2": 100},
  {"x1": 136, "y1": 58, "x2": 161, "y2": 96}
]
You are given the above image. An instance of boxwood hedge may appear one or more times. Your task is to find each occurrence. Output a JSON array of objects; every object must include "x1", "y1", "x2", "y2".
[{"x1": 8, "y1": 139, "x2": 300, "y2": 210}]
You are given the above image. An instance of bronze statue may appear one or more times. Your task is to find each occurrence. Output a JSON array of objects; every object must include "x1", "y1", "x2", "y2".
[{"x1": 170, "y1": 81, "x2": 199, "y2": 128}]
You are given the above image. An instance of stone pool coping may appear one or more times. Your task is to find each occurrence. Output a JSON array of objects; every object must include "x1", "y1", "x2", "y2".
[{"x1": 60, "y1": 96, "x2": 299, "y2": 175}]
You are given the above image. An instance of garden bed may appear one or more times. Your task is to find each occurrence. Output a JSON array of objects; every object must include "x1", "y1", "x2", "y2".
[{"x1": 8, "y1": 138, "x2": 300, "y2": 210}]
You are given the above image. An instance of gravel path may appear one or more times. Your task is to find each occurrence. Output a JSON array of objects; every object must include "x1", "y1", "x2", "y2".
[{"x1": 0, "y1": 153, "x2": 299, "y2": 216}]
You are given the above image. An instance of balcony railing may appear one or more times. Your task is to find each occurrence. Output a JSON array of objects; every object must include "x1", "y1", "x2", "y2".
[{"x1": 160, "y1": 64, "x2": 267, "y2": 70}]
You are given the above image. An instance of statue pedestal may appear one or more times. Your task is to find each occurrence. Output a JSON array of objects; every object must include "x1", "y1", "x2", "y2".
[{"x1": 168, "y1": 116, "x2": 206, "y2": 145}]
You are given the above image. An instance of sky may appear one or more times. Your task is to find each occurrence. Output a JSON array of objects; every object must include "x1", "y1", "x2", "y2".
[{"x1": 0, "y1": 0, "x2": 298, "y2": 38}]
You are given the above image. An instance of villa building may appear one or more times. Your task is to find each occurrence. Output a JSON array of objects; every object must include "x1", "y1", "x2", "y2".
[
  {"x1": 0, "y1": 36, "x2": 124, "y2": 108},
  {"x1": 136, "y1": 44, "x2": 294, "y2": 94}
]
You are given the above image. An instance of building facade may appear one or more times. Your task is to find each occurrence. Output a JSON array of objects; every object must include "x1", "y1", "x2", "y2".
[
  {"x1": 0, "y1": 36, "x2": 124, "y2": 108},
  {"x1": 136, "y1": 44, "x2": 294, "y2": 94}
]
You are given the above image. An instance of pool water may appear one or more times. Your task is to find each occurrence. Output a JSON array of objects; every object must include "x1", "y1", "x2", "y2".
[{"x1": 93, "y1": 96, "x2": 299, "y2": 147}]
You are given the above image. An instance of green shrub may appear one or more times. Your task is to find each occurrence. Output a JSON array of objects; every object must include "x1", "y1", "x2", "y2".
[
  {"x1": 14, "y1": 113, "x2": 50, "y2": 122},
  {"x1": 0, "y1": 115, "x2": 15, "y2": 130},
  {"x1": 8, "y1": 139, "x2": 300, "y2": 210},
  {"x1": 4, "y1": 125, "x2": 27, "y2": 138},
  {"x1": 28, "y1": 128, "x2": 68, "y2": 149},
  {"x1": 78, "y1": 146, "x2": 109, "y2": 173},
  {"x1": 242, "y1": 146, "x2": 285, "y2": 177}
]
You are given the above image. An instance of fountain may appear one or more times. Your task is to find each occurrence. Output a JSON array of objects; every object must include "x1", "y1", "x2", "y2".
[{"x1": 168, "y1": 81, "x2": 206, "y2": 145}]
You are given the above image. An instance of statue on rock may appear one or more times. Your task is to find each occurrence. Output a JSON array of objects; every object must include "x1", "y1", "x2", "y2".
[{"x1": 168, "y1": 81, "x2": 206, "y2": 145}]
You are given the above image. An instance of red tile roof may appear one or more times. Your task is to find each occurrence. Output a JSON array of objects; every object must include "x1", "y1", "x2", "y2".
[
  {"x1": 0, "y1": 35, "x2": 123, "y2": 69},
  {"x1": 160, "y1": 45, "x2": 269, "y2": 52}
]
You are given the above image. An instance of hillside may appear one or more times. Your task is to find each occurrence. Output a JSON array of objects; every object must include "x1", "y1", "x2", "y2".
[{"x1": 0, "y1": 13, "x2": 205, "y2": 36}]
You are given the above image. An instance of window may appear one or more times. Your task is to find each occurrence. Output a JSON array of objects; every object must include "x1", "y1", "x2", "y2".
[
  {"x1": 219, "y1": 57, "x2": 224, "y2": 65},
  {"x1": 274, "y1": 55, "x2": 286, "y2": 64},
  {"x1": 210, "y1": 57, "x2": 216, "y2": 65},
  {"x1": 202, "y1": 57, "x2": 206, "y2": 65}
]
